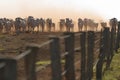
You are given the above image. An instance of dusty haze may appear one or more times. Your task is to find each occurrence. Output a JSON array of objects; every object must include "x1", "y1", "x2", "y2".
[
  {"x1": 7, "y1": 9, "x2": 105, "y2": 31},
  {"x1": 0, "y1": 0, "x2": 111, "y2": 31}
]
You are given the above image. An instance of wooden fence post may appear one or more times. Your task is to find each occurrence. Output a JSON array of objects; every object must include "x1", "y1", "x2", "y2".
[
  {"x1": 96, "y1": 28, "x2": 106, "y2": 80},
  {"x1": 25, "y1": 46, "x2": 39, "y2": 80},
  {"x1": 80, "y1": 32, "x2": 86, "y2": 80},
  {"x1": 115, "y1": 22, "x2": 120, "y2": 52},
  {"x1": 104, "y1": 28, "x2": 111, "y2": 69},
  {"x1": 0, "y1": 59, "x2": 17, "y2": 80},
  {"x1": 109, "y1": 27, "x2": 116, "y2": 64},
  {"x1": 118, "y1": 22, "x2": 120, "y2": 48},
  {"x1": 49, "y1": 36, "x2": 62, "y2": 80},
  {"x1": 64, "y1": 32, "x2": 75, "y2": 80},
  {"x1": 0, "y1": 63, "x2": 4, "y2": 80},
  {"x1": 86, "y1": 31, "x2": 95, "y2": 80}
]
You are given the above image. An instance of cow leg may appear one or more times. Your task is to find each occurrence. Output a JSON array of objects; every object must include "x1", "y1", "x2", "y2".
[
  {"x1": 42, "y1": 26, "x2": 44, "y2": 32},
  {"x1": 36, "y1": 26, "x2": 39, "y2": 32}
]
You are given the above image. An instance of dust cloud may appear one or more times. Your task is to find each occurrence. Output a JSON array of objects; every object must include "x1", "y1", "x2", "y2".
[
  {"x1": 1, "y1": 6, "x2": 106, "y2": 31},
  {"x1": 18, "y1": 8, "x2": 105, "y2": 31}
]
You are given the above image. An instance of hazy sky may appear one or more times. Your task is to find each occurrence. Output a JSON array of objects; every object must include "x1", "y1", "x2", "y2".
[{"x1": 0, "y1": 0, "x2": 120, "y2": 21}]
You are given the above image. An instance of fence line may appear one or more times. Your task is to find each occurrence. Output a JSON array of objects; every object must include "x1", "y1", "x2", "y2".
[{"x1": 0, "y1": 25, "x2": 120, "y2": 80}]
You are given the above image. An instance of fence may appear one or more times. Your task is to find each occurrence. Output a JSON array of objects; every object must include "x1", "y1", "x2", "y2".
[{"x1": 0, "y1": 24, "x2": 120, "y2": 80}]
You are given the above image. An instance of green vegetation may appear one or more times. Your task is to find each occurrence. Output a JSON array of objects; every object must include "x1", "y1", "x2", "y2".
[
  {"x1": 36, "y1": 59, "x2": 65, "y2": 65},
  {"x1": 103, "y1": 50, "x2": 120, "y2": 80},
  {"x1": 0, "y1": 34, "x2": 6, "y2": 38}
]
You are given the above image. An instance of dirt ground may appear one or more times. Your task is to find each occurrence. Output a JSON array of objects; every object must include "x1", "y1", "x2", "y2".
[{"x1": 0, "y1": 32, "x2": 62, "y2": 54}]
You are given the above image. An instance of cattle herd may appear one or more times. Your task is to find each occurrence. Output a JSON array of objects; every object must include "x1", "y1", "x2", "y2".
[{"x1": 0, "y1": 16, "x2": 118, "y2": 34}]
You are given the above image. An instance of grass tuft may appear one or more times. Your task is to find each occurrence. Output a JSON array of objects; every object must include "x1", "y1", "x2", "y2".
[{"x1": 103, "y1": 49, "x2": 120, "y2": 80}]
